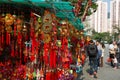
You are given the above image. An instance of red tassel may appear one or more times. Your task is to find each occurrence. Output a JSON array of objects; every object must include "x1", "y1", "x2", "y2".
[
  {"x1": 31, "y1": 39, "x2": 35, "y2": 55},
  {"x1": 6, "y1": 32, "x2": 8, "y2": 45},
  {"x1": 44, "y1": 43, "x2": 49, "y2": 65},
  {"x1": 50, "y1": 50, "x2": 53, "y2": 68},
  {"x1": 11, "y1": 49, "x2": 14, "y2": 57},
  {"x1": 17, "y1": 32, "x2": 22, "y2": 64},
  {"x1": 35, "y1": 41, "x2": 39, "y2": 54},
  {"x1": 14, "y1": 25, "x2": 16, "y2": 37},
  {"x1": 8, "y1": 34, "x2": 10, "y2": 45},
  {"x1": 17, "y1": 32, "x2": 22, "y2": 44},
  {"x1": 2, "y1": 34, "x2": 4, "y2": 44},
  {"x1": 50, "y1": 50, "x2": 56, "y2": 68},
  {"x1": 46, "y1": 72, "x2": 51, "y2": 80},
  {"x1": 0, "y1": 34, "x2": 1, "y2": 48},
  {"x1": 30, "y1": 55, "x2": 35, "y2": 62}
]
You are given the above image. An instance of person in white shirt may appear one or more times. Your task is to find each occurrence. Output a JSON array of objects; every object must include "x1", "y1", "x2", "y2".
[
  {"x1": 101, "y1": 43, "x2": 105, "y2": 67},
  {"x1": 109, "y1": 41, "x2": 118, "y2": 68}
]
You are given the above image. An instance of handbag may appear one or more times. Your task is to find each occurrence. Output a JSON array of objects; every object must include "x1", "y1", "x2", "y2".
[{"x1": 107, "y1": 57, "x2": 111, "y2": 62}]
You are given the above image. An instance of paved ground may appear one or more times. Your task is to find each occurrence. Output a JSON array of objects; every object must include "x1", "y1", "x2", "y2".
[{"x1": 77, "y1": 44, "x2": 120, "y2": 80}]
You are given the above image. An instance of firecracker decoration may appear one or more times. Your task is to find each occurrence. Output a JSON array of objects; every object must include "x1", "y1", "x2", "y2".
[
  {"x1": 43, "y1": 43, "x2": 49, "y2": 66},
  {"x1": 50, "y1": 42, "x2": 57, "y2": 68}
]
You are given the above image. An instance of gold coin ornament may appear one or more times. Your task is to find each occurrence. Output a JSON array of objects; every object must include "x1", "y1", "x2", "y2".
[
  {"x1": 43, "y1": 14, "x2": 52, "y2": 23},
  {"x1": 5, "y1": 14, "x2": 14, "y2": 26},
  {"x1": 42, "y1": 23, "x2": 52, "y2": 33},
  {"x1": 6, "y1": 26, "x2": 12, "y2": 33},
  {"x1": 43, "y1": 34, "x2": 51, "y2": 43},
  {"x1": 57, "y1": 40, "x2": 61, "y2": 47}
]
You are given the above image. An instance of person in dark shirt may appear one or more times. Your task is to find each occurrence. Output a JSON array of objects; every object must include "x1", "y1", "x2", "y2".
[{"x1": 87, "y1": 40, "x2": 98, "y2": 78}]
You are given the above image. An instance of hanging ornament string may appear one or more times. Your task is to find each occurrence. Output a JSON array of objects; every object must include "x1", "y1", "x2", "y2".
[
  {"x1": 82, "y1": 0, "x2": 92, "y2": 21},
  {"x1": 74, "y1": 0, "x2": 82, "y2": 16}
]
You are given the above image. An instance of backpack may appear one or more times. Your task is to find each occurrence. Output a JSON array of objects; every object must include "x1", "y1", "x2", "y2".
[{"x1": 88, "y1": 44, "x2": 97, "y2": 57}]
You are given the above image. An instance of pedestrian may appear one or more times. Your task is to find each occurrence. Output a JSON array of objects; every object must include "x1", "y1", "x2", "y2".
[
  {"x1": 109, "y1": 41, "x2": 118, "y2": 68},
  {"x1": 96, "y1": 40, "x2": 102, "y2": 69},
  {"x1": 101, "y1": 43, "x2": 105, "y2": 67},
  {"x1": 87, "y1": 40, "x2": 98, "y2": 78},
  {"x1": 116, "y1": 42, "x2": 120, "y2": 63},
  {"x1": 113, "y1": 55, "x2": 118, "y2": 69}
]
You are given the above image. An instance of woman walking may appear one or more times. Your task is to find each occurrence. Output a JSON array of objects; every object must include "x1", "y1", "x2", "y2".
[{"x1": 101, "y1": 43, "x2": 105, "y2": 67}]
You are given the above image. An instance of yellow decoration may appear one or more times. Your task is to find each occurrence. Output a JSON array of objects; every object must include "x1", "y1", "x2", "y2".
[{"x1": 5, "y1": 14, "x2": 14, "y2": 26}]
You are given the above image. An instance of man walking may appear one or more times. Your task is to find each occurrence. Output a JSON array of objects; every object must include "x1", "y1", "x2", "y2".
[{"x1": 87, "y1": 40, "x2": 98, "y2": 78}]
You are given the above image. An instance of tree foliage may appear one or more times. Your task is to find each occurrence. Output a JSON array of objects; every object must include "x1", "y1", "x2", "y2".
[
  {"x1": 112, "y1": 25, "x2": 120, "y2": 41},
  {"x1": 92, "y1": 30, "x2": 112, "y2": 44}
]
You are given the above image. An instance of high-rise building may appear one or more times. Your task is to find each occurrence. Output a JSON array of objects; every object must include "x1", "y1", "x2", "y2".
[
  {"x1": 88, "y1": 0, "x2": 108, "y2": 33},
  {"x1": 110, "y1": 0, "x2": 120, "y2": 33}
]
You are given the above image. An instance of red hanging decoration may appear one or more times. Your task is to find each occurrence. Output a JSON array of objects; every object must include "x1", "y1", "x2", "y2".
[
  {"x1": 17, "y1": 32, "x2": 22, "y2": 45},
  {"x1": 14, "y1": 24, "x2": 17, "y2": 37},
  {"x1": 46, "y1": 72, "x2": 51, "y2": 80},
  {"x1": 50, "y1": 42, "x2": 57, "y2": 68},
  {"x1": 30, "y1": 55, "x2": 35, "y2": 62},
  {"x1": 2, "y1": 33, "x2": 4, "y2": 44},
  {"x1": 8, "y1": 33, "x2": 10, "y2": 45},
  {"x1": 6, "y1": 32, "x2": 8, "y2": 45},
  {"x1": 17, "y1": 32, "x2": 22, "y2": 64},
  {"x1": 43, "y1": 43, "x2": 49, "y2": 65},
  {"x1": 89, "y1": 0, "x2": 92, "y2": 6},
  {"x1": 0, "y1": 34, "x2": 1, "y2": 46},
  {"x1": 11, "y1": 45, "x2": 14, "y2": 57},
  {"x1": 74, "y1": 0, "x2": 82, "y2": 16},
  {"x1": 82, "y1": 0, "x2": 92, "y2": 21}
]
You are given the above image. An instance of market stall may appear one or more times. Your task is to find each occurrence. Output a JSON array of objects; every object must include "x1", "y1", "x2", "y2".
[{"x1": 0, "y1": 0, "x2": 89, "y2": 80}]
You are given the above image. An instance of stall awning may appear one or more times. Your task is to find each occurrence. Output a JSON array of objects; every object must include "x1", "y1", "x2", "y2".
[{"x1": 0, "y1": 0, "x2": 84, "y2": 30}]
